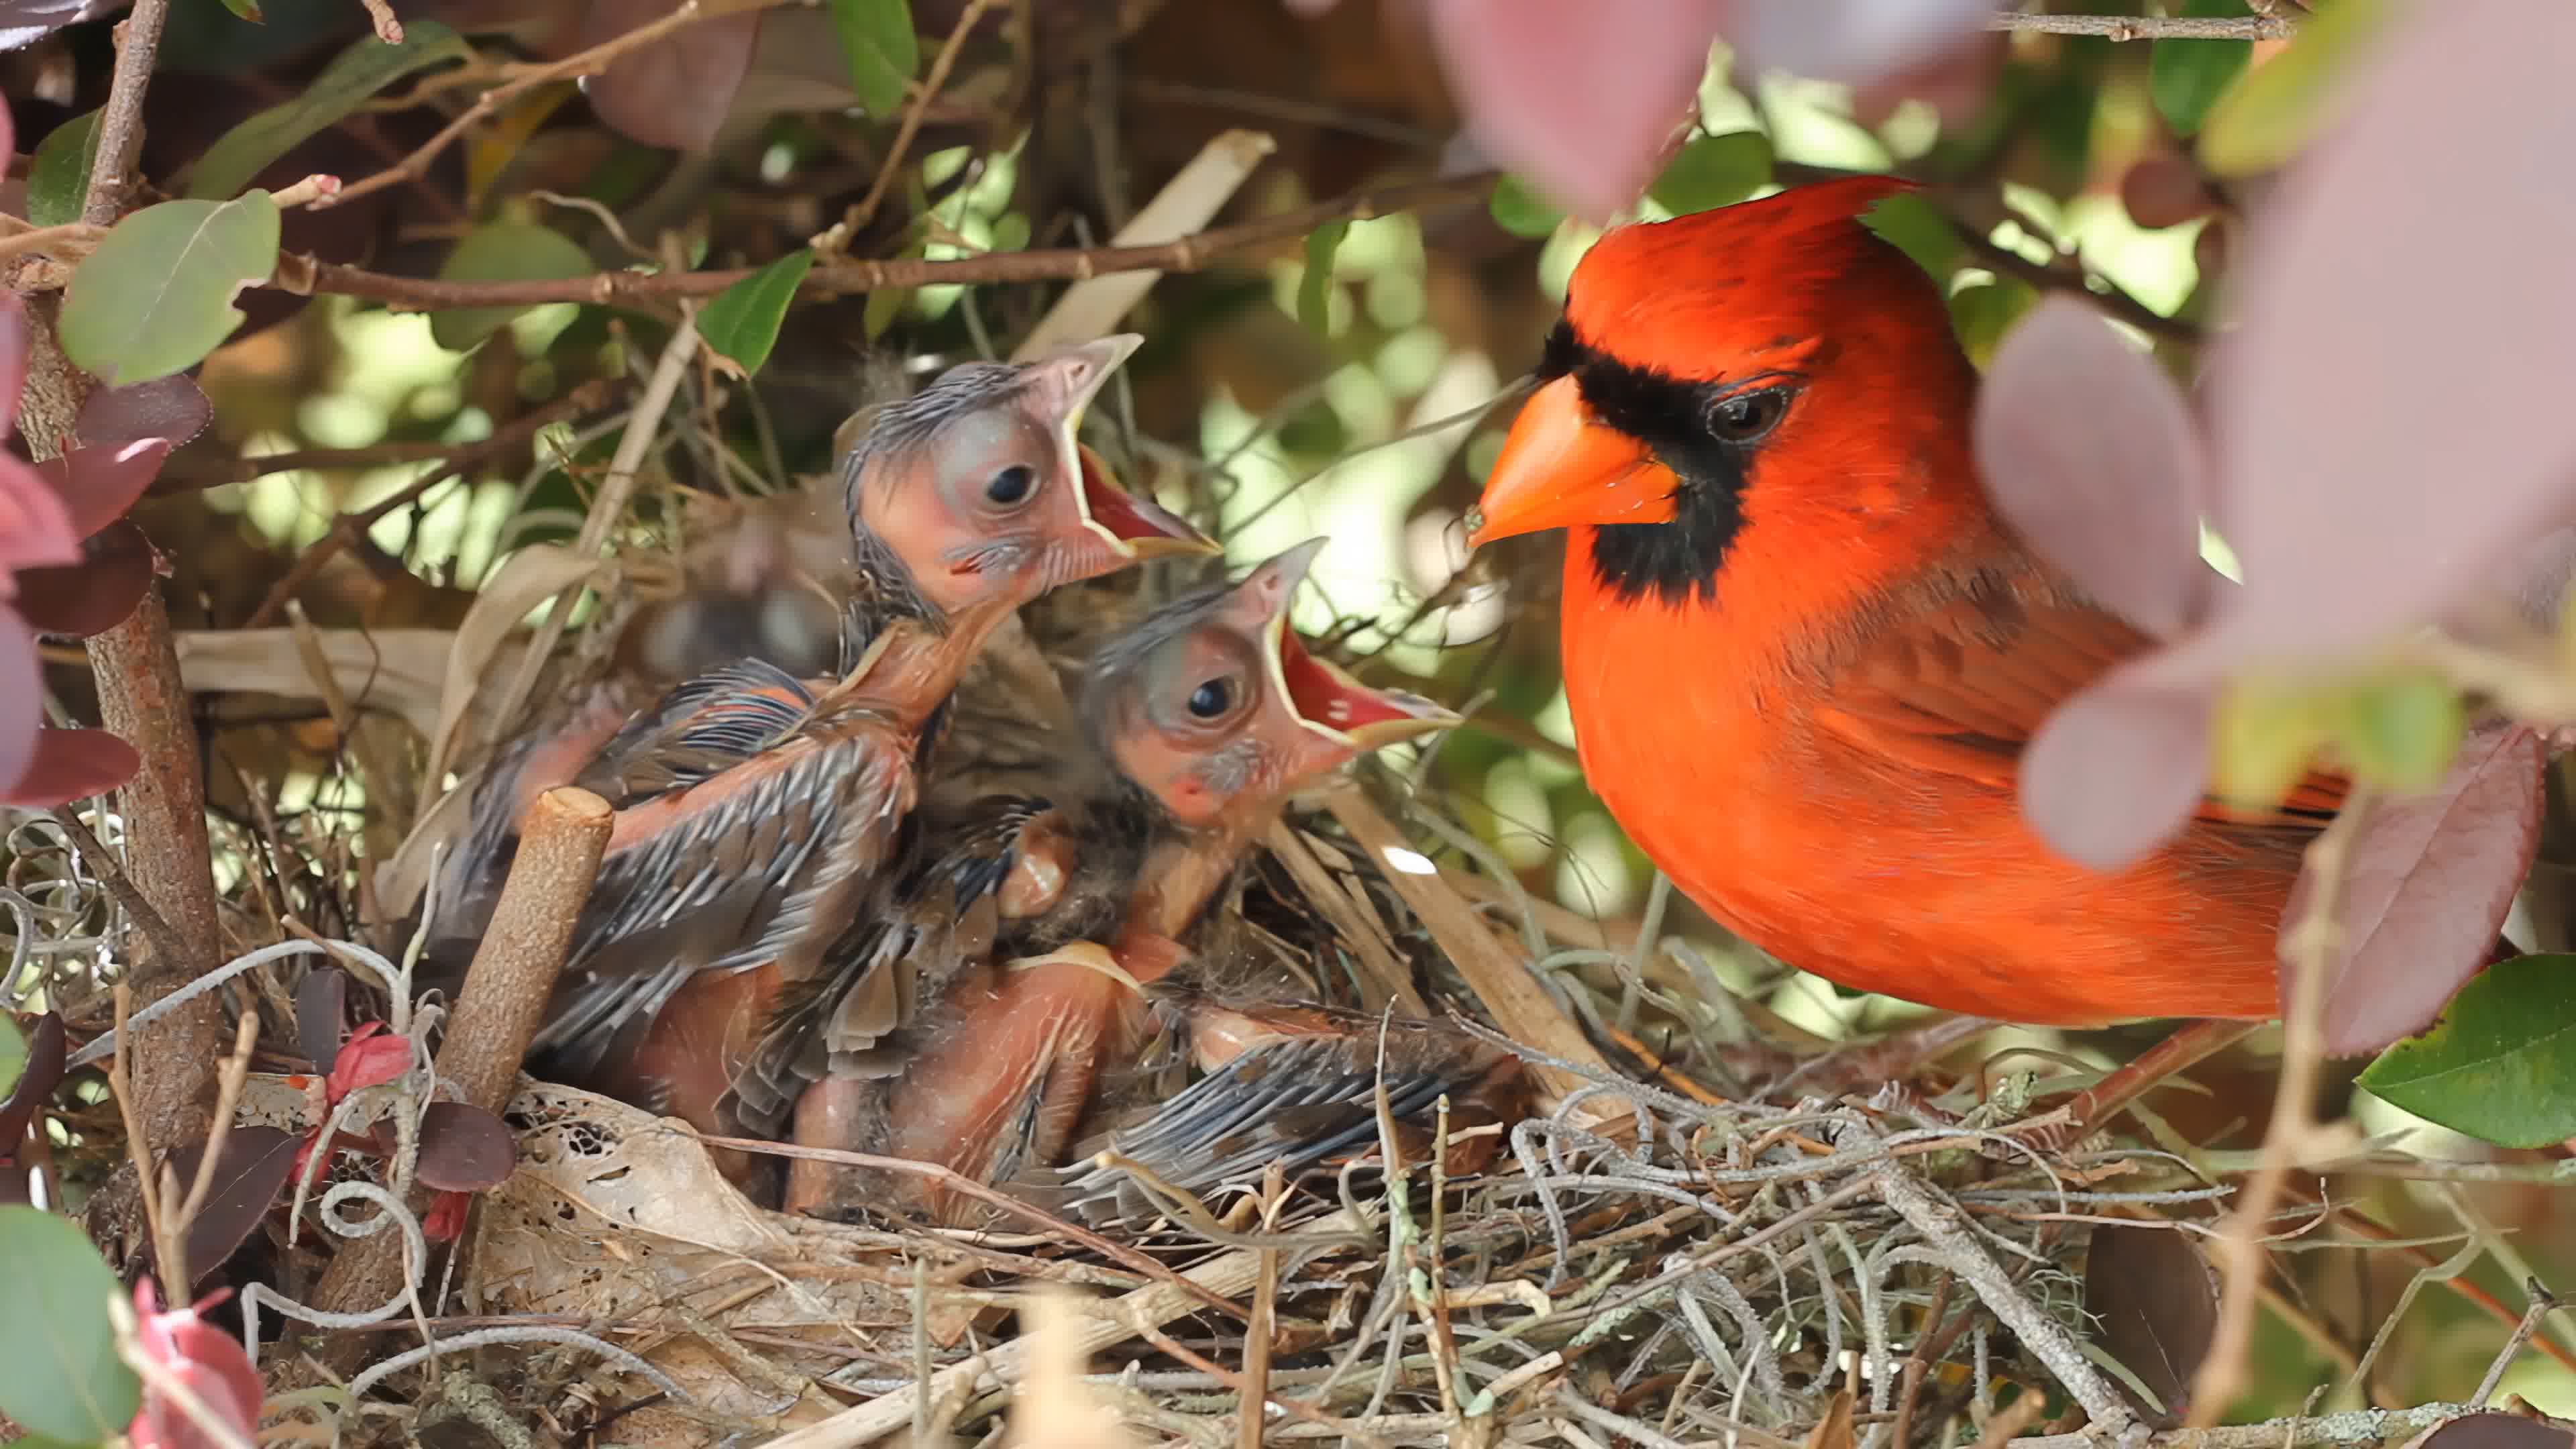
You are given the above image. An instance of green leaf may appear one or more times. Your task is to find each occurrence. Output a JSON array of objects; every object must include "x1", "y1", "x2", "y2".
[
  {"x1": 1860, "y1": 190, "x2": 1965, "y2": 281},
  {"x1": 2358, "y1": 955, "x2": 2576, "y2": 1148},
  {"x1": 1648, "y1": 131, "x2": 1772, "y2": 217},
  {"x1": 2209, "y1": 674, "x2": 2333, "y2": 810},
  {"x1": 2199, "y1": 0, "x2": 2396, "y2": 176},
  {"x1": 215, "y1": 0, "x2": 264, "y2": 21},
  {"x1": 2149, "y1": 0, "x2": 2254, "y2": 136},
  {"x1": 28, "y1": 110, "x2": 103, "y2": 229},
  {"x1": 1947, "y1": 278, "x2": 2038, "y2": 370},
  {"x1": 1296, "y1": 219, "x2": 1349, "y2": 339},
  {"x1": 58, "y1": 192, "x2": 282, "y2": 386},
  {"x1": 427, "y1": 220, "x2": 595, "y2": 352},
  {"x1": 2336, "y1": 668, "x2": 2465, "y2": 792},
  {"x1": 0, "y1": 1206, "x2": 142, "y2": 1443},
  {"x1": 698, "y1": 249, "x2": 815, "y2": 376},
  {"x1": 186, "y1": 20, "x2": 469, "y2": 199},
  {"x1": 1487, "y1": 176, "x2": 1562, "y2": 240},
  {"x1": 828, "y1": 0, "x2": 918, "y2": 117},
  {"x1": 0, "y1": 1016, "x2": 22, "y2": 1102}
]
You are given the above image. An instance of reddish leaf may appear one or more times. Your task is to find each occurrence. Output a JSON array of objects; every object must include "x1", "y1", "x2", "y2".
[
  {"x1": 2084, "y1": 1221, "x2": 2218, "y2": 1423},
  {"x1": 0, "y1": 455, "x2": 80, "y2": 578},
  {"x1": 2284, "y1": 724, "x2": 2547, "y2": 1055},
  {"x1": 35, "y1": 439, "x2": 172, "y2": 540},
  {"x1": 1723, "y1": 0, "x2": 1998, "y2": 87},
  {"x1": 1421, "y1": 0, "x2": 1723, "y2": 220},
  {"x1": 0, "y1": 727, "x2": 141, "y2": 808},
  {"x1": 127, "y1": 1281, "x2": 263, "y2": 1449},
  {"x1": 409, "y1": 1101, "x2": 515, "y2": 1190},
  {"x1": 75, "y1": 376, "x2": 211, "y2": 453},
  {"x1": 0, "y1": 292, "x2": 24, "y2": 441},
  {"x1": 15, "y1": 520, "x2": 154, "y2": 639},
  {"x1": 162, "y1": 1126, "x2": 298, "y2": 1284},
  {"x1": 2198, "y1": 1, "x2": 2576, "y2": 673},
  {"x1": 326, "y1": 1021, "x2": 410, "y2": 1100},
  {"x1": 1976, "y1": 297, "x2": 2215, "y2": 639},
  {"x1": 296, "y1": 968, "x2": 350, "y2": 1071},
  {"x1": 579, "y1": 0, "x2": 761, "y2": 152},
  {"x1": 0, "y1": 610, "x2": 45, "y2": 798},
  {"x1": 2019, "y1": 682, "x2": 2218, "y2": 873},
  {"x1": 0, "y1": 1012, "x2": 66, "y2": 1149},
  {"x1": 421, "y1": 1189, "x2": 470, "y2": 1241}
]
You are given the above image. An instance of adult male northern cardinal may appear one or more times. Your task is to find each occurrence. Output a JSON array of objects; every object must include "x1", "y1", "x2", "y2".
[
  {"x1": 436, "y1": 337, "x2": 1218, "y2": 1085},
  {"x1": 748, "y1": 540, "x2": 1458, "y2": 1223},
  {"x1": 1468, "y1": 177, "x2": 2351, "y2": 1027}
]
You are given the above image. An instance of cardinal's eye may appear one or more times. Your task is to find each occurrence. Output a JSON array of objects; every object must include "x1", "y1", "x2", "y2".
[
  {"x1": 1186, "y1": 678, "x2": 1233, "y2": 718},
  {"x1": 1707, "y1": 388, "x2": 1790, "y2": 444},
  {"x1": 985, "y1": 464, "x2": 1036, "y2": 505}
]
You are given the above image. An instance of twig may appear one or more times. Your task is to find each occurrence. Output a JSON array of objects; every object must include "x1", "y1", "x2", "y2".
[
  {"x1": 79, "y1": 0, "x2": 174, "y2": 225},
  {"x1": 358, "y1": 0, "x2": 403, "y2": 44},
  {"x1": 272, "y1": 172, "x2": 1497, "y2": 309},
  {"x1": 47, "y1": 808, "x2": 191, "y2": 978},
  {"x1": 1988, "y1": 11, "x2": 2296, "y2": 40},
  {"x1": 2008, "y1": 1403, "x2": 2499, "y2": 1449},
  {"x1": 315, "y1": 0, "x2": 785, "y2": 212},
  {"x1": 106, "y1": 986, "x2": 174, "y2": 1301},
  {"x1": 2187, "y1": 789, "x2": 2377, "y2": 1426},
  {"x1": 843, "y1": 0, "x2": 998, "y2": 233},
  {"x1": 482, "y1": 314, "x2": 697, "y2": 755},
  {"x1": 1955, "y1": 225, "x2": 2202, "y2": 347},
  {"x1": 2471, "y1": 1281, "x2": 2563, "y2": 1406},
  {"x1": 166, "y1": 376, "x2": 619, "y2": 493},
  {"x1": 303, "y1": 787, "x2": 611, "y2": 1326}
]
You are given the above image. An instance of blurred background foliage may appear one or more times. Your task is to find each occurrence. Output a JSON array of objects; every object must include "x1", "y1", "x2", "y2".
[{"x1": 7, "y1": 0, "x2": 2572, "y2": 1417}]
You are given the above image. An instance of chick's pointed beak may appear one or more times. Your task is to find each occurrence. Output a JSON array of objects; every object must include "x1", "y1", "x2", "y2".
[
  {"x1": 1237, "y1": 539, "x2": 1460, "y2": 753},
  {"x1": 1074, "y1": 444, "x2": 1220, "y2": 559},
  {"x1": 1467, "y1": 375, "x2": 1672, "y2": 547}
]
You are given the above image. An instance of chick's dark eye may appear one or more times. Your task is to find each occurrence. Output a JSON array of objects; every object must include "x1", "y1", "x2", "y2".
[
  {"x1": 985, "y1": 464, "x2": 1036, "y2": 505},
  {"x1": 1185, "y1": 678, "x2": 1233, "y2": 719},
  {"x1": 1707, "y1": 388, "x2": 1790, "y2": 444}
]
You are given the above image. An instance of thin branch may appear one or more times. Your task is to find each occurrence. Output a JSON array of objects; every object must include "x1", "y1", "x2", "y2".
[
  {"x1": 79, "y1": 0, "x2": 174, "y2": 225},
  {"x1": 843, "y1": 0, "x2": 999, "y2": 235},
  {"x1": 271, "y1": 172, "x2": 1498, "y2": 309},
  {"x1": 1988, "y1": 11, "x2": 2297, "y2": 41}
]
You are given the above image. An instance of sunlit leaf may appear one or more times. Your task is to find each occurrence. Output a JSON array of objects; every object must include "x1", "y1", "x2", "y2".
[
  {"x1": 1648, "y1": 131, "x2": 1772, "y2": 217},
  {"x1": 2197, "y1": 0, "x2": 2394, "y2": 176},
  {"x1": 0, "y1": 1017, "x2": 21, "y2": 1104},
  {"x1": 1296, "y1": 219, "x2": 1348, "y2": 338},
  {"x1": 828, "y1": 0, "x2": 918, "y2": 117},
  {"x1": 0, "y1": 1205, "x2": 142, "y2": 1443},
  {"x1": 427, "y1": 220, "x2": 594, "y2": 352},
  {"x1": 2357, "y1": 953, "x2": 2576, "y2": 1147},
  {"x1": 698, "y1": 248, "x2": 815, "y2": 376},
  {"x1": 213, "y1": 0, "x2": 262, "y2": 22},
  {"x1": 58, "y1": 193, "x2": 282, "y2": 386},
  {"x1": 1859, "y1": 189, "x2": 1964, "y2": 280},
  {"x1": 2334, "y1": 668, "x2": 2463, "y2": 792},
  {"x1": 1946, "y1": 278, "x2": 2037, "y2": 368},
  {"x1": 1487, "y1": 175, "x2": 1561, "y2": 239},
  {"x1": 26, "y1": 109, "x2": 101, "y2": 229},
  {"x1": 185, "y1": 21, "x2": 468, "y2": 199},
  {"x1": 2148, "y1": 1, "x2": 2253, "y2": 137}
]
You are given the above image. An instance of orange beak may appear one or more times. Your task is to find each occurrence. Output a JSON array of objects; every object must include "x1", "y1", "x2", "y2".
[{"x1": 1466, "y1": 376, "x2": 1674, "y2": 547}]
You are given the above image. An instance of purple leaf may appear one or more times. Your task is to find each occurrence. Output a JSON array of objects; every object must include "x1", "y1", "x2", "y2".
[
  {"x1": 76, "y1": 376, "x2": 211, "y2": 453},
  {"x1": 295, "y1": 968, "x2": 349, "y2": 1073},
  {"x1": 0, "y1": 610, "x2": 44, "y2": 797},
  {"x1": 1724, "y1": 0, "x2": 1997, "y2": 87},
  {"x1": 0, "y1": 292, "x2": 25, "y2": 441},
  {"x1": 1976, "y1": 297, "x2": 2214, "y2": 639},
  {"x1": 15, "y1": 519, "x2": 153, "y2": 639},
  {"x1": 0, "y1": 454, "x2": 81, "y2": 578},
  {"x1": 2199, "y1": 0, "x2": 2576, "y2": 674},
  {"x1": 410, "y1": 1102, "x2": 514, "y2": 1190},
  {"x1": 2084, "y1": 1221, "x2": 2218, "y2": 1423},
  {"x1": 578, "y1": 0, "x2": 761, "y2": 152},
  {"x1": 0, "y1": 726, "x2": 142, "y2": 808},
  {"x1": 2285, "y1": 724, "x2": 2546, "y2": 1055},
  {"x1": 1421, "y1": 0, "x2": 1723, "y2": 220},
  {"x1": 161, "y1": 1127, "x2": 297, "y2": 1285},
  {"x1": 2019, "y1": 679, "x2": 2218, "y2": 872},
  {"x1": 0, "y1": 1012, "x2": 67, "y2": 1150},
  {"x1": 36, "y1": 439, "x2": 172, "y2": 541},
  {"x1": 2403, "y1": 1414, "x2": 2576, "y2": 1449}
]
